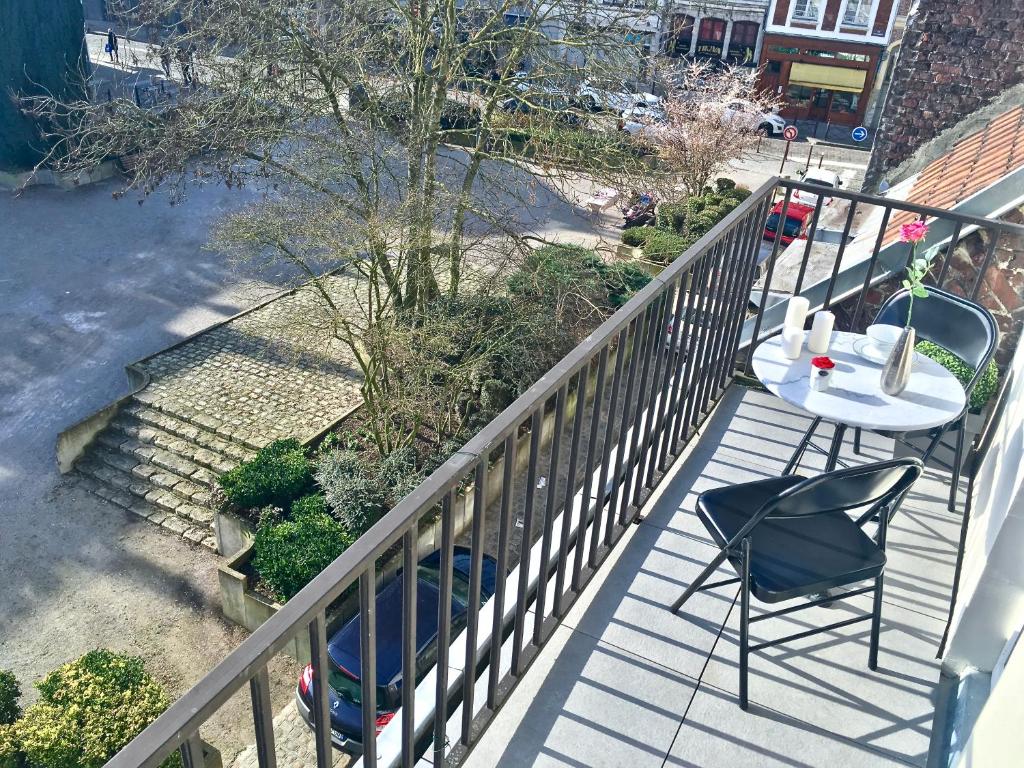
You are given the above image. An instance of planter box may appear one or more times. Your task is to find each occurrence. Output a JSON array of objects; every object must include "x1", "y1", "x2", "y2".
[
  {"x1": 218, "y1": 545, "x2": 314, "y2": 664},
  {"x1": 214, "y1": 508, "x2": 256, "y2": 558},
  {"x1": 615, "y1": 243, "x2": 642, "y2": 261}
]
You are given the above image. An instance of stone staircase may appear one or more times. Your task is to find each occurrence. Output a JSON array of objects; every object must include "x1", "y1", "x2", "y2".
[{"x1": 73, "y1": 393, "x2": 259, "y2": 551}]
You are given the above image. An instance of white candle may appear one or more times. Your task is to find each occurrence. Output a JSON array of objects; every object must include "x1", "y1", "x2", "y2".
[
  {"x1": 807, "y1": 311, "x2": 835, "y2": 354},
  {"x1": 781, "y1": 327, "x2": 804, "y2": 359},
  {"x1": 784, "y1": 296, "x2": 810, "y2": 330}
]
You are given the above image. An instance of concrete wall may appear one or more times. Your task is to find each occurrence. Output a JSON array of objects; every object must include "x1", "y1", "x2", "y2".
[
  {"x1": 952, "y1": 631, "x2": 1024, "y2": 768},
  {"x1": 942, "y1": 339, "x2": 1024, "y2": 676}
]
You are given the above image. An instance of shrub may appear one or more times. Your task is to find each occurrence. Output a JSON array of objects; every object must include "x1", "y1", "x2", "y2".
[
  {"x1": 316, "y1": 448, "x2": 424, "y2": 537},
  {"x1": 685, "y1": 195, "x2": 710, "y2": 218},
  {"x1": 0, "y1": 725, "x2": 18, "y2": 768},
  {"x1": 603, "y1": 262, "x2": 652, "y2": 307},
  {"x1": 621, "y1": 226, "x2": 657, "y2": 248},
  {"x1": 715, "y1": 177, "x2": 737, "y2": 192},
  {"x1": 252, "y1": 511, "x2": 353, "y2": 601},
  {"x1": 726, "y1": 185, "x2": 752, "y2": 202},
  {"x1": 686, "y1": 211, "x2": 723, "y2": 238},
  {"x1": 642, "y1": 230, "x2": 689, "y2": 264},
  {"x1": 16, "y1": 650, "x2": 178, "y2": 768},
  {"x1": 0, "y1": 672, "x2": 19, "y2": 727},
  {"x1": 291, "y1": 493, "x2": 329, "y2": 519},
  {"x1": 916, "y1": 341, "x2": 999, "y2": 411},
  {"x1": 656, "y1": 202, "x2": 687, "y2": 233},
  {"x1": 217, "y1": 439, "x2": 314, "y2": 511}
]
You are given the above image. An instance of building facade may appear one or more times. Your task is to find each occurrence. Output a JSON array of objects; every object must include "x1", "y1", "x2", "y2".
[
  {"x1": 656, "y1": 0, "x2": 770, "y2": 68},
  {"x1": 757, "y1": 0, "x2": 900, "y2": 126}
]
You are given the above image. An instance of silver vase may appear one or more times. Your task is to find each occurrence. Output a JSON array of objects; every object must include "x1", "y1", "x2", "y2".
[{"x1": 881, "y1": 326, "x2": 915, "y2": 396}]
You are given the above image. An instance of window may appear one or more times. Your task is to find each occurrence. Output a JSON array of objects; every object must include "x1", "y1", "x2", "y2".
[
  {"x1": 843, "y1": 0, "x2": 871, "y2": 26},
  {"x1": 804, "y1": 49, "x2": 871, "y2": 63},
  {"x1": 730, "y1": 21, "x2": 759, "y2": 47},
  {"x1": 829, "y1": 92, "x2": 860, "y2": 114},
  {"x1": 792, "y1": 0, "x2": 820, "y2": 21},
  {"x1": 785, "y1": 84, "x2": 814, "y2": 107},
  {"x1": 666, "y1": 14, "x2": 695, "y2": 58},
  {"x1": 770, "y1": 45, "x2": 800, "y2": 55},
  {"x1": 698, "y1": 17, "x2": 726, "y2": 42},
  {"x1": 768, "y1": 60, "x2": 782, "y2": 73}
]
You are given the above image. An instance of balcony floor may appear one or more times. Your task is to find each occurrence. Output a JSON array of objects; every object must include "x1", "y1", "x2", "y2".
[{"x1": 463, "y1": 385, "x2": 964, "y2": 768}]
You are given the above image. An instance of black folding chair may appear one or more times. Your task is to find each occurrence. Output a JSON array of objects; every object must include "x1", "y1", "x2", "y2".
[
  {"x1": 789, "y1": 287, "x2": 997, "y2": 511},
  {"x1": 670, "y1": 458, "x2": 923, "y2": 710}
]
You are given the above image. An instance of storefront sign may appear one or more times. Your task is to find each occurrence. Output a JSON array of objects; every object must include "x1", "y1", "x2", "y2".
[
  {"x1": 694, "y1": 41, "x2": 723, "y2": 58},
  {"x1": 727, "y1": 44, "x2": 755, "y2": 65}
]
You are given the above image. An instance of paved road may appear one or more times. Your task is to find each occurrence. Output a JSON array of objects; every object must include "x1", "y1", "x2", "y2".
[{"x1": 0, "y1": 176, "x2": 303, "y2": 755}]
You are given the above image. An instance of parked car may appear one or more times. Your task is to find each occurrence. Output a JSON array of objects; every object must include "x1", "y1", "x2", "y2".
[
  {"x1": 295, "y1": 546, "x2": 499, "y2": 754},
  {"x1": 619, "y1": 104, "x2": 667, "y2": 138},
  {"x1": 499, "y1": 94, "x2": 583, "y2": 125},
  {"x1": 792, "y1": 168, "x2": 843, "y2": 207},
  {"x1": 720, "y1": 100, "x2": 786, "y2": 136},
  {"x1": 763, "y1": 200, "x2": 815, "y2": 245},
  {"x1": 577, "y1": 83, "x2": 661, "y2": 114}
]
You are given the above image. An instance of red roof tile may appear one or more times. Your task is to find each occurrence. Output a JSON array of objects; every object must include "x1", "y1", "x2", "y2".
[{"x1": 882, "y1": 106, "x2": 1024, "y2": 246}]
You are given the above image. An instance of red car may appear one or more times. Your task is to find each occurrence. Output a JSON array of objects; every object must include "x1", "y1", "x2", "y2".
[{"x1": 763, "y1": 201, "x2": 815, "y2": 246}]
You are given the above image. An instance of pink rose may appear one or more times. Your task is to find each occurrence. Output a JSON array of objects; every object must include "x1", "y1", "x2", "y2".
[{"x1": 899, "y1": 220, "x2": 929, "y2": 243}]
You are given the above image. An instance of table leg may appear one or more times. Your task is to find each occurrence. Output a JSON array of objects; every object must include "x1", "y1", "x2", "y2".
[{"x1": 824, "y1": 423, "x2": 848, "y2": 472}]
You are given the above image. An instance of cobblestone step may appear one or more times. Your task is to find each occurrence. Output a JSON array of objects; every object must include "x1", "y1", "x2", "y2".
[
  {"x1": 121, "y1": 404, "x2": 258, "y2": 465},
  {"x1": 96, "y1": 430, "x2": 221, "y2": 490},
  {"x1": 107, "y1": 418, "x2": 242, "y2": 477},
  {"x1": 86, "y1": 448, "x2": 215, "y2": 509},
  {"x1": 132, "y1": 390, "x2": 266, "y2": 452},
  {"x1": 73, "y1": 463, "x2": 216, "y2": 550}
]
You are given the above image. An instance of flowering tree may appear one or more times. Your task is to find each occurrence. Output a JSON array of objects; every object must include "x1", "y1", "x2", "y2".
[{"x1": 634, "y1": 60, "x2": 782, "y2": 201}]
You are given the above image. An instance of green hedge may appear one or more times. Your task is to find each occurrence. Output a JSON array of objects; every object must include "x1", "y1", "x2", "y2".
[
  {"x1": 916, "y1": 341, "x2": 999, "y2": 411},
  {"x1": 10, "y1": 651, "x2": 178, "y2": 768},
  {"x1": 621, "y1": 226, "x2": 658, "y2": 248},
  {"x1": 217, "y1": 438, "x2": 314, "y2": 511},
  {"x1": 0, "y1": 672, "x2": 18, "y2": 728},
  {"x1": 252, "y1": 509, "x2": 353, "y2": 602},
  {"x1": 642, "y1": 230, "x2": 690, "y2": 265},
  {"x1": 316, "y1": 447, "x2": 422, "y2": 538}
]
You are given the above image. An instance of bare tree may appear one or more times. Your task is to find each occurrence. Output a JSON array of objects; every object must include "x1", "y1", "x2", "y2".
[
  {"x1": 27, "y1": 0, "x2": 658, "y2": 452},
  {"x1": 633, "y1": 60, "x2": 782, "y2": 201}
]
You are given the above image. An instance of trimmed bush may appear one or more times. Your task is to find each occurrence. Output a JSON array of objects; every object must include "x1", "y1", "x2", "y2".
[
  {"x1": 217, "y1": 439, "x2": 314, "y2": 511},
  {"x1": 291, "y1": 493, "x2": 329, "y2": 519},
  {"x1": 656, "y1": 202, "x2": 687, "y2": 233},
  {"x1": 0, "y1": 672, "x2": 19, "y2": 727},
  {"x1": 0, "y1": 725, "x2": 17, "y2": 768},
  {"x1": 726, "y1": 185, "x2": 752, "y2": 202},
  {"x1": 642, "y1": 230, "x2": 689, "y2": 265},
  {"x1": 252, "y1": 511, "x2": 353, "y2": 601},
  {"x1": 603, "y1": 262, "x2": 652, "y2": 307},
  {"x1": 916, "y1": 341, "x2": 999, "y2": 411},
  {"x1": 15, "y1": 650, "x2": 178, "y2": 768},
  {"x1": 621, "y1": 226, "x2": 657, "y2": 248},
  {"x1": 715, "y1": 177, "x2": 737, "y2": 193}
]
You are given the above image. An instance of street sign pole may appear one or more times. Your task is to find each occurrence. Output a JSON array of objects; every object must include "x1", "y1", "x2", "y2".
[{"x1": 780, "y1": 125, "x2": 799, "y2": 173}]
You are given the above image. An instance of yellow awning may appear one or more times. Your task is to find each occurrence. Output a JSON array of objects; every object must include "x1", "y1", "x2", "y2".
[{"x1": 789, "y1": 62, "x2": 866, "y2": 93}]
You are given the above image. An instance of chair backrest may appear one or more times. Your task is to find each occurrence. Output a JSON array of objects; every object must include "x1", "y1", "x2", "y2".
[
  {"x1": 875, "y1": 287, "x2": 998, "y2": 393},
  {"x1": 760, "y1": 458, "x2": 923, "y2": 521}
]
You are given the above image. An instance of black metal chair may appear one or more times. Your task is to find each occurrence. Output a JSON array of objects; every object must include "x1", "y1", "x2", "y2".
[
  {"x1": 789, "y1": 287, "x2": 997, "y2": 510},
  {"x1": 670, "y1": 458, "x2": 923, "y2": 710}
]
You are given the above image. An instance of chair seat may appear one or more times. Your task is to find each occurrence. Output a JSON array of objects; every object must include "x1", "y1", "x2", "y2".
[{"x1": 696, "y1": 476, "x2": 887, "y2": 603}]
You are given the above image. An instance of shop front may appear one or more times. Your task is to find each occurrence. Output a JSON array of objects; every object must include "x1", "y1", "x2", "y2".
[{"x1": 757, "y1": 34, "x2": 880, "y2": 126}]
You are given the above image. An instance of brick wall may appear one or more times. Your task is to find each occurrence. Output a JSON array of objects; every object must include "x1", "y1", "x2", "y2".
[
  {"x1": 865, "y1": 0, "x2": 1024, "y2": 188},
  {"x1": 835, "y1": 206, "x2": 1024, "y2": 370}
]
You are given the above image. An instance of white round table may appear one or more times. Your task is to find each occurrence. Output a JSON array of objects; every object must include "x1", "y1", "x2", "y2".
[{"x1": 751, "y1": 331, "x2": 967, "y2": 471}]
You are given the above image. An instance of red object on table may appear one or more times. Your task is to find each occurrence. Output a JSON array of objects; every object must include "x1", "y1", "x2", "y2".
[{"x1": 811, "y1": 356, "x2": 835, "y2": 369}]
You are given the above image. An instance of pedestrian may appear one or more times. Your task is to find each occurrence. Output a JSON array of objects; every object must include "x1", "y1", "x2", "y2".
[
  {"x1": 106, "y1": 28, "x2": 119, "y2": 64},
  {"x1": 159, "y1": 45, "x2": 173, "y2": 78}
]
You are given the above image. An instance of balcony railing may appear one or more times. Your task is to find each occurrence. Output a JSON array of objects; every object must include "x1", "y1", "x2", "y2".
[{"x1": 105, "y1": 177, "x2": 1024, "y2": 768}]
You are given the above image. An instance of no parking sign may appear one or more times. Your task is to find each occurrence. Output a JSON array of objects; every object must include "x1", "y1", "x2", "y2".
[{"x1": 782, "y1": 125, "x2": 798, "y2": 141}]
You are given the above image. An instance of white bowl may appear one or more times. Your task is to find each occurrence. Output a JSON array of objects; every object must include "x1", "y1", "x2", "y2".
[{"x1": 866, "y1": 324, "x2": 903, "y2": 348}]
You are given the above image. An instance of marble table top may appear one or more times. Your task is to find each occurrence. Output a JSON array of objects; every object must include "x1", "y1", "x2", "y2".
[{"x1": 751, "y1": 330, "x2": 967, "y2": 432}]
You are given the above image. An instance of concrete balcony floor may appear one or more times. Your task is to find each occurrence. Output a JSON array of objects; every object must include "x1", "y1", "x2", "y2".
[{"x1": 463, "y1": 385, "x2": 963, "y2": 768}]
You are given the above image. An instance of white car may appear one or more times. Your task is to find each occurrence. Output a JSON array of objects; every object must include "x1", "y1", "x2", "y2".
[
  {"x1": 793, "y1": 169, "x2": 843, "y2": 207},
  {"x1": 578, "y1": 83, "x2": 662, "y2": 115},
  {"x1": 619, "y1": 105, "x2": 667, "y2": 138},
  {"x1": 720, "y1": 100, "x2": 786, "y2": 136}
]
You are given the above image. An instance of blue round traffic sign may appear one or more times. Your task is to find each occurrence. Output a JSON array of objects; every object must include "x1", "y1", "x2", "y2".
[{"x1": 851, "y1": 126, "x2": 868, "y2": 142}]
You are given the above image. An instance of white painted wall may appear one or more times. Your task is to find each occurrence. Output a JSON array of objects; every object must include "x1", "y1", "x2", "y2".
[{"x1": 942, "y1": 339, "x2": 1024, "y2": 676}]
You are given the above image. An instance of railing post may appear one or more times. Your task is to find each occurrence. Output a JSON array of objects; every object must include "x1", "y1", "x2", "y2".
[
  {"x1": 308, "y1": 613, "x2": 333, "y2": 768},
  {"x1": 249, "y1": 667, "x2": 277, "y2": 768}
]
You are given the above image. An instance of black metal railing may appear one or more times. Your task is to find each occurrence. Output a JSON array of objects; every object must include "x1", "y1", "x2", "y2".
[{"x1": 105, "y1": 177, "x2": 1024, "y2": 768}]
